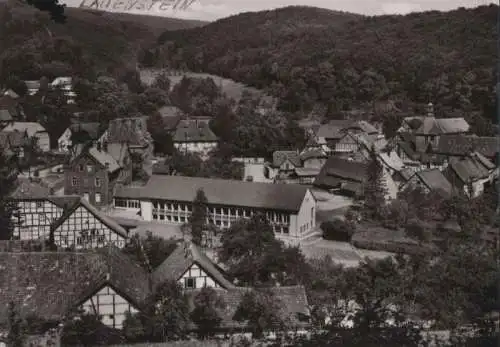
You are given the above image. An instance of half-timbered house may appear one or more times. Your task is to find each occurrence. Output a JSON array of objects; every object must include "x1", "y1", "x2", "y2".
[{"x1": 152, "y1": 241, "x2": 235, "y2": 290}]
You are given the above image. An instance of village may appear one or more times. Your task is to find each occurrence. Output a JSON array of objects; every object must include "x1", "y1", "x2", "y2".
[{"x1": 0, "y1": 70, "x2": 498, "y2": 346}]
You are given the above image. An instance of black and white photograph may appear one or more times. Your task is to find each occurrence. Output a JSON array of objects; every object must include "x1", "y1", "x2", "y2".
[{"x1": 0, "y1": 0, "x2": 498, "y2": 346}]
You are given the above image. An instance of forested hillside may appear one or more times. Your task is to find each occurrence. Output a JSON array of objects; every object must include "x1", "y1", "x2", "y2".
[
  {"x1": 0, "y1": 0, "x2": 205, "y2": 81},
  {"x1": 143, "y1": 5, "x2": 497, "y2": 127}
]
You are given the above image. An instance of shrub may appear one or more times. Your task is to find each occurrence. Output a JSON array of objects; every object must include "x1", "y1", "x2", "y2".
[{"x1": 321, "y1": 218, "x2": 355, "y2": 242}]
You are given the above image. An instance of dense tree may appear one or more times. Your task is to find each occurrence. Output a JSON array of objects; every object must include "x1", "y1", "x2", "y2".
[
  {"x1": 233, "y1": 289, "x2": 284, "y2": 339},
  {"x1": 147, "y1": 112, "x2": 174, "y2": 155},
  {"x1": 363, "y1": 146, "x2": 387, "y2": 220},
  {"x1": 190, "y1": 287, "x2": 224, "y2": 339},
  {"x1": 0, "y1": 149, "x2": 18, "y2": 240},
  {"x1": 125, "y1": 280, "x2": 190, "y2": 342},
  {"x1": 7, "y1": 302, "x2": 24, "y2": 347},
  {"x1": 25, "y1": 0, "x2": 66, "y2": 23},
  {"x1": 150, "y1": 5, "x2": 496, "y2": 124},
  {"x1": 123, "y1": 232, "x2": 178, "y2": 271},
  {"x1": 61, "y1": 311, "x2": 124, "y2": 346},
  {"x1": 189, "y1": 189, "x2": 208, "y2": 245},
  {"x1": 218, "y1": 214, "x2": 307, "y2": 286}
]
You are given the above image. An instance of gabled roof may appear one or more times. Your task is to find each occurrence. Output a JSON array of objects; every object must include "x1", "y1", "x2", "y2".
[
  {"x1": 115, "y1": 175, "x2": 310, "y2": 212},
  {"x1": 272, "y1": 150, "x2": 301, "y2": 167},
  {"x1": 447, "y1": 154, "x2": 494, "y2": 183},
  {"x1": 0, "y1": 109, "x2": 13, "y2": 122},
  {"x1": 11, "y1": 179, "x2": 51, "y2": 199},
  {"x1": 106, "y1": 117, "x2": 151, "y2": 147},
  {"x1": 316, "y1": 120, "x2": 353, "y2": 139},
  {"x1": 185, "y1": 286, "x2": 310, "y2": 331},
  {"x1": 0, "y1": 246, "x2": 149, "y2": 326},
  {"x1": 347, "y1": 120, "x2": 379, "y2": 134},
  {"x1": 152, "y1": 241, "x2": 235, "y2": 289},
  {"x1": 414, "y1": 169, "x2": 453, "y2": 196},
  {"x1": 0, "y1": 131, "x2": 28, "y2": 152},
  {"x1": 51, "y1": 198, "x2": 128, "y2": 239},
  {"x1": 158, "y1": 105, "x2": 183, "y2": 119},
  {"x1": 403, "y1": 117, "x2": 470, "y2": 135},
  {"x1": 436, "y1": 135, "x2": 498, "y2": 158},
  {"x1": 378, "y1": 151, "x2": 405, "y2": 172},
  {"x1": 173, "y1": 121, "x2": 218, "y2": 143},
  {"x1": 2, "y1": 122, "x2": 46, "y2": 137},
  {"x1": 68, "y1": 122, "x2": 102, "y2": 140},
  {"x1": 315, "y1": 157, "x2": 368, "y2": 185},
  {"x1": 300, "y1": 148, "x2": 327, "y2": 161},
  {"x1": 87, "y1": 147, "x2": 120, "y2": 173}
]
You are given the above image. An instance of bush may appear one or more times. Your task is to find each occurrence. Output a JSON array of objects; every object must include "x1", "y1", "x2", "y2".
[{"x1": 321, "y1": 218, "x2": 355, "y2": 242}]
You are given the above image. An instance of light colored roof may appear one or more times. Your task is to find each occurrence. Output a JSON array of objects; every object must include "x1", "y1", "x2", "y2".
[
  {"x1": 88, "y1": 147, "x2": 120, "y2": 173},
  {"x1": 115, "y1": 175, "x2": 310, "y2": 212},
  {"x1": 11, "y1": 179, "x2": 51, "y2": 199},
  {"x1": 448, "y1": 154, "x2": 493, "y2": 183},
  {"x1": 403, "y1": 117, "x2": 470, "y2": 135},
  {"x1": 51, "y1": 77, "x2": 72, "y2": 86},
  {"x1": 0, "y1": 109, "x2": 13, "y2": 122},
  {"x1": 294, "y1": 167, "x2": 321, "y2": 176},
  {"x1": 153, "y1": 241, "x2": 235, "y2": 289},
  {"x1": 379, "y1": 151, "x2": 405, "y2": 171},
  {"x1": 2, "y1": 122, "x2": 46, "y2": 137},
  {"x1": 3, "y1": 89, "x2": 19, "y2": 99}
]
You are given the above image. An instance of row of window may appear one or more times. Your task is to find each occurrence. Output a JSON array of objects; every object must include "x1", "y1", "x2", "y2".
[
  {"x1": 114, "y1": 199, "x2": 140, "y2": 208},
  {"x1": 83, "y1": 192, "x2": 102, "y2": 203},
  {"x1": 72, "y1": 176, "x2": 101, "y2": 187}
]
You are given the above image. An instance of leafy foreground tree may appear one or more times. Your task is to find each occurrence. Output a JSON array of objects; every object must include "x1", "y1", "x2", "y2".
[
  {"x1": 123, "y1": 232, "x2": 178, "y2": 271},
  {"x1": 189, "y1": 188, "x2": 208, "y2": 245},
  {"x1": 25, "y1": 0, "x2": 66, "y2": 23},
  {"x1": 123, "y1": 280, "x2": 190, "y2": 342},
  {"x1": 363, "y1": 145, "x2": 387, "y2": 220},
  {"x1": 233, "y1": 289, "x2": 285, "y2": 339},
  {"x1": 190, "y1": 287, "x2": 224, "y2": 339},
  {"x1": 61, "y1": 311, "x2": 123, "y2": 346},
  {"x1": 0, "y1": 148, "x2": 18, "y2": 240},
  {"x1": 218, "y1": 214, "x2": 309, "y2": 286}
]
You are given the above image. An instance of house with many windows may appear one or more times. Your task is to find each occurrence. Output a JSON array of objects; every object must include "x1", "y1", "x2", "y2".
[
  {"x1": 114, "y1": 175, "x2": 317, "y2": 238},
  {"x1": 2, "y1": 122, "x2": 50, "y2": 152},
  {"x1": 64, "y1": 142, "x2": 132, "y2": 207},
  {"x1": 172, "y1": 119, "x2": 219, "y2": 156}
]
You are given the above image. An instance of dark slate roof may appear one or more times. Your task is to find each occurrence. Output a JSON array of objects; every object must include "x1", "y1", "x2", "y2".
[
  {"x1": 436, "y1": 135, "x2": 498, "y2": 158},
  {"x1": 0, "y1": 246, "x2": 150, "y2": 326},
  {"x1": 51, "y1": 198, "x2": 128, "y2": 239},
  {"x1": 0, "y1": 131, "x2": 28, "y2": 151},
  {"x1": 316, "y1": 120, "x2": 353, "y2": 139},
  {"x1": 415, "y1": 169, "x2": 453, "y2": 196},
  {"x1": 152, "y1": 241, "x2": 235, "y2": 290},
  {"x1": 11, "y1": 179, "x2": 51, "y2": 199},
  {"x1": 314, "y1": 157, "x2": 368, "y2": 189},
  {"x1": 300, "y1": 148, "x2": 327, "y2": 161},
  {"x1": 272, "y1": 150, "x2": 301, "y2": 167},
  {"x1": 448, "y1": 154, "x2": 494, "y2": 183},
  {"x1": 186, "y1": 286, "x2": 310, "y2": 331},
  {"x1": 173, "y1": 121, "x2": 218, "y2": 143},
  {"x1": 106, "y1": 117, "x2": 152, "y2": 147},
  {"x1": 68, "y1": 122, "x2": 102, "y2": 140},
  {"x1": 115, "y1": 175, "x2": 310, "y2": 212}
]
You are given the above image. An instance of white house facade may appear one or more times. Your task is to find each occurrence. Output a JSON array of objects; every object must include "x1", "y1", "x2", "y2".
[{"x1": 114, "y1": 175, "x2": 317, "y2": 239}]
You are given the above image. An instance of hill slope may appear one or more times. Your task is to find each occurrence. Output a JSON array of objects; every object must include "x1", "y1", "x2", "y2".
[
  {"x1": 145, "y1": 5, "x2": 497, "y2": 124},
  {"x1": 0, "y1": 2, "x2": 206, "y2": 80}
]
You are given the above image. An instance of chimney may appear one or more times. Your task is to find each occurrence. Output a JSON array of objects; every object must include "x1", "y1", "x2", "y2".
[
  {"x1": 96, "y1": 142, "x2": 101, "y2": 151},
  {"x1": 103, "y1": 141, "x2": 108, "y2": 152}
]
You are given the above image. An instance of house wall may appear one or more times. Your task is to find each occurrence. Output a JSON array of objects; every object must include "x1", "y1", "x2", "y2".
[
  {"x1": 57, "y1": 128, "x2": 72, "y2": 152},
  {"x1": 64, "y1": 154, "x2": 110, "y2": 207},
  {"x1": 279, "y1": 159, "x2": 297, "y2": 172},
  {"x1": 334, "y1": 135, "x2": 357, "y2": 153},
  {"x1": 36, "y1": 132, "x2": 51, "y2": 152},
  {"x1": 115, "y1": 198, "x2": 296, "y2": 236},
  {"x1": 52, "y1": 206, "x2": 126, "y2": 249},
  {"x1": 179, "y1": 263, "x2": 221, "y2": 289},
  {"x1": 12, "y1": 200, "x2": 64, "y2": 240},
  {"x1": 289, "y1": 189, "x2": 315, "y2": 237},
  {"x1": 174, "y1": 141, "x2": 218, "y2": 156},
  {"x1": 81, "y1": 285, "x2": 138, "y2": 329}
]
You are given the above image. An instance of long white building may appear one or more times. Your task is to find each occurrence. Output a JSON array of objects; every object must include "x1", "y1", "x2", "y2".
[{"x1": 114, "y1": 175, "x2": 317, "y2": 238}]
